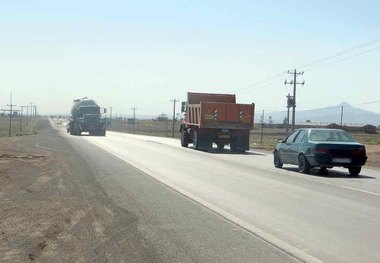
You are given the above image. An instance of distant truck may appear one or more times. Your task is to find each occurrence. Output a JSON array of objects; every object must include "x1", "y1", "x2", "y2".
[
  {"x1": 179, "y1": 92, "x2": 255, "y2": 151},
  {"x1": 68, "y1": 98, "x2": 107, "y2": 136}
]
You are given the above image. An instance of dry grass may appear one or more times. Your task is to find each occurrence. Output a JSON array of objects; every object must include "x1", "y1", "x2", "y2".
[
  {"x1": 0, "y1": 117, "x2": 40, "y2": 137},
  {"x1": 109, "y1": 119, "x2": 182, "y2": 138}
]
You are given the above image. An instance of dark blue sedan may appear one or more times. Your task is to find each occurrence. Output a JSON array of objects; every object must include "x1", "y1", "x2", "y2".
[{"x1": 273, "y1": 128, "x2": 367, "y2": 176}]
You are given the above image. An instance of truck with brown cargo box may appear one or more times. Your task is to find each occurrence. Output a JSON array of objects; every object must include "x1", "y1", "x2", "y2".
[{"x1": 179, "y1": 92, "x2": 255, "y2": 152}]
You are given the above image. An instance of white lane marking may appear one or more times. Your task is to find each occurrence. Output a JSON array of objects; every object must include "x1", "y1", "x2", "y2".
[
  {"x1": 337, "y1": 185, "x2": 380, "y2": 197},
  {"x1": 275, "y1": 170, "x2": 380, "y2": 197},
  {"x1": 83, "y1": 138, "x2": 321, "y2": 263}
]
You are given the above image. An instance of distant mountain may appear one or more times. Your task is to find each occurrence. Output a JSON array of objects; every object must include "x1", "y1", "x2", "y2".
[{"x1": 258, "y1": 102, "x2": 380, "y2": 126}]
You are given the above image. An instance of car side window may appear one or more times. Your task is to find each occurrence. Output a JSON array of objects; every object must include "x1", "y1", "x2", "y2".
[
  {"x1": 302, "y1": 131, "x2": 309, "y2": 143},
  {"x1": 294, "y1": 130, "x2": 306, "y2": 143},
  {"x1": 286, "y1": 130, "x2": 300, "y2": 143}
]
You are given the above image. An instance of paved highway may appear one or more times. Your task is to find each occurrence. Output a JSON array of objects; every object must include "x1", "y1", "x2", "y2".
[{"x1": 56, "y1": 122, "x2": 380, "y2": 262}]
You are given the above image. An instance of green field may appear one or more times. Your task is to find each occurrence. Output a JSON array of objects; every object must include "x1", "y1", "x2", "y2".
[{"x1": 107, "y1": 118, "x2": 380, "y2": 150}]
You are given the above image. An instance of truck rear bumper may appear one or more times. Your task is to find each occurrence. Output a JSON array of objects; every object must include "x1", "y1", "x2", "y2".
[
  {"x1": 197, "y1": 128, "x2": 250, "y2": 150},
  {"x1": 79, "y1": 124, "x2": 106, "y2": 132},
  {"x1": 200, "y1": 122, "x2": 252, "y2": 130}
]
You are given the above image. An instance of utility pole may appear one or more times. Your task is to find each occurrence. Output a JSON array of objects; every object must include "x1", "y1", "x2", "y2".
[
  {"x1": 30, "y1": 103, "x2": 34, "y2": 118},
  {"x1": 109, "y1": 107, "x2": 113, "y2": 128},
  {"x1": 131, "y1": 107, "x2": 137, "y2": 120},
  {"x1": 340, "y1": 106, "x2": 344, "y2": 128},
  {"x1": 286, "y1": 93, "x2": 294, "y2": 135},
  {"x1": 170, "y1": 99, "x2": 179, "y2": 138},
  {"x1": 260, "y1": 110, "x2": 265, "y2": 143},
  {"x1": 7, "y1": 93, "x2": 17, "y2": 137},
  {"x1": 285, "y1": 69, "x2": 305, "y2": 131},
  {"x1": 19, "y1": 105, "x2": 27, "y2": 131},
  {"x1": 131, "y1": 107, "x2": 137, "y2": 133}
]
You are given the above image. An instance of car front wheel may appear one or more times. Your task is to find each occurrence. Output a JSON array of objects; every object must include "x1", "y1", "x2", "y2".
[{"x1": 274, "y1": 151, "x2": 283, "y2": 168}]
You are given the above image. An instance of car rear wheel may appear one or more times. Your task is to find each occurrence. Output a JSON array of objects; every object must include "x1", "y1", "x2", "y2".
[
  {"x1": 298, "y1": 155, "x2": 310, "y2": 174},
  {"x1": 348, "y1": 167, "x2": 361, "y2": 177},
  {"x1": 319, "y1": 167, "x2": 328, "y2": 174},
  {"x1": 274, "y1": 151, "x2": 283, "y2": 168}
]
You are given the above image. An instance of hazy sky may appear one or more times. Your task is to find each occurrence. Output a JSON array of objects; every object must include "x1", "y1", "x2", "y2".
[{"x1": 0, "y1": 0, "x2": 379, "y2": 117}]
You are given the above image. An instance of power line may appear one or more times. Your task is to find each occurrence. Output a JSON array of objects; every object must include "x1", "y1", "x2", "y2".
[
  {"x1": 235, "y1": 36, "x2": 380, "y2": 95},
  {"x1": 297, "y1": 36, "x2": 380, "y2": 70},
  {"x1": 0, "y1": 93, "x2": 8, "y2": 105},
  {"x1": 233, "y1": 72, "x2": 286, "y2": 94},
  {"x1": 305, "y1": 45, "x2": 380, "y2": 72}
]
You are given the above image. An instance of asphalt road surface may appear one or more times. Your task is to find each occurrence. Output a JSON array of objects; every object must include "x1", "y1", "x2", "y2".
[{"x1": 54, "y1": 121, "x2": 380, "y2": 263}]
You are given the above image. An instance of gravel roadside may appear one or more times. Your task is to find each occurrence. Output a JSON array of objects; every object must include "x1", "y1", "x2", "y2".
[{"x1": 0, "y1": 120, "x2": 163, "y2": 262}]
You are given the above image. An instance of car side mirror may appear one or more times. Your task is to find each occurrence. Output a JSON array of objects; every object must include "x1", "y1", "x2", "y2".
[
  {"x1": 181, "y1": 102, "x2": 186, "y2": 113},
  {"x1": 278, "y1": 139, "x2": 285, "y2": 143}
]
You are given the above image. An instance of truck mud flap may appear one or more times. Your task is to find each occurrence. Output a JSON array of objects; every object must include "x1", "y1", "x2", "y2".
[
  {"x1": 198, "y1": 134, "x2": 213, "y2": 150},
  {"x1": 235, "y1": 133, "x2": 249, "y2": 151}
]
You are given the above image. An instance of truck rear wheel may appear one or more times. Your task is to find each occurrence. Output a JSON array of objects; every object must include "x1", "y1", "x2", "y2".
[
  {"x1": 72, "y1": 125, "x2": 78, "y2": 136},
  {"x1": 181, "y1": 131, "x2": 189, "y2": 147},
  {"x1": 230, "y1": 140, "x2": 237, "y2": 152},
  {"x1": 193, "y1": 130, "x2": 199, "y2": 150}
]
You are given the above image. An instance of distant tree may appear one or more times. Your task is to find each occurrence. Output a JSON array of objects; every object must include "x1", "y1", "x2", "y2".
[
  {"x1": 156, "y1": 113, "x2": 169, "y2": 121},
  {"x1": 283, "y1": 117, "x2": 288, "y2": 125}
]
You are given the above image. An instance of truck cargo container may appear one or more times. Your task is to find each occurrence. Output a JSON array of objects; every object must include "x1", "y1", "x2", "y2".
[{"x1": 179, "y1": 92, "x2": 255, "y2": 152}]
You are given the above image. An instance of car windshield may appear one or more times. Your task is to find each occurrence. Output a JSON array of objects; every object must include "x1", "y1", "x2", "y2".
[{"x1": 309, "y1": 130, "x2": 355, "y2": 142}]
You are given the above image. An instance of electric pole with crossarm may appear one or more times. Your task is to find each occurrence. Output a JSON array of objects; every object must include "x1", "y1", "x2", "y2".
[
  {"x1": 7, "y1": 93, "x2": 17, "y2": 137},
  {"x1": 285, "y1": 69, "x2": 305, "y2": 131},
  {"x1": 170, "y1": 99, "x2": 179, "y2": 138}
]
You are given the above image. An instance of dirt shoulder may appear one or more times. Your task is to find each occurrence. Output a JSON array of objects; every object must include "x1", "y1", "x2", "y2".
[
  {"x1": 365, "y1": 145, "x2": 380, "y2": 168},
  {"x1": 0, "y1": 120, "x2": 162, "y2": 262}
]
